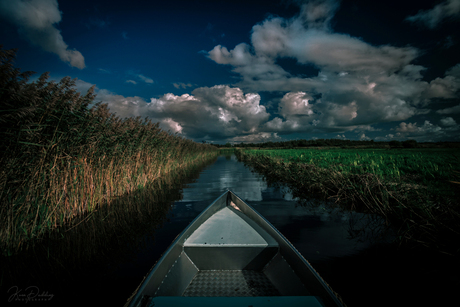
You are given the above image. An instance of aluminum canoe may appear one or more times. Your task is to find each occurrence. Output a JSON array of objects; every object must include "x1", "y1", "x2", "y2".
[{"x1": 126, "y1": 190, "x2": 344, "y2": 307}]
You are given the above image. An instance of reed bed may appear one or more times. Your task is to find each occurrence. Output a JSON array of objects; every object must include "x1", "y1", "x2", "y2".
[
  {"x1": 236, "y1": 148, "x2": 460, "y2": 255},
  {"x1": 0, "y1": 156, "x2": 216, "y2": 297},
  {"x1": 0, "y1": 47, "x2": 218, "y2": 256}
]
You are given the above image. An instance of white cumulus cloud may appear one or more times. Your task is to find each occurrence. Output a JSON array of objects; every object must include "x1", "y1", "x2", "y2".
[
  {"x1": 278, "y1": 92, "x2": 314, "y2": 118},
  {"x1": 93, "y1": 85, "x2": 270, "y2": 141},
  {"x1": 204, "y1": 0, "x2": 460, "y2": 138},
  {"x1": 395, "y1": 121, "x2": 443, "y2": 136},
  {"x1": 0, "y1": 0, "x2": 85, "y2": 69}
]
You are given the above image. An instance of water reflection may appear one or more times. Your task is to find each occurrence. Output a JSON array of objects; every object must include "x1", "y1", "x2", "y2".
[
  {"x1": 180, "y1": 155, "x2": 268, "y2": 202},
  {"x1": 139, "y1": 153, "x2": 453, "y2": 307},
  {"x1": 0, "y1": 155, "x2": 218, "y2": 306},
  {"x1": 168, "y1": 155, "x2": 388, "y2": 264},
  {"x1": 1, "y1": 154, "x2": 393, "y2": 307}
]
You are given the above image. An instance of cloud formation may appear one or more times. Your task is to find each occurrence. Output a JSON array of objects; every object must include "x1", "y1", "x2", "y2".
[
  {"x1": 94, "y1": 85, "x2": 270, "y2": 140},
  {"x1": 0, "y1": 0, "x2": 85, "y2": 69},
  {"x1": 437, "y1": 104, "x2": 460, "y2": 114},
  {"x1": 173, "y1": 82, "x2": 194, "y2": 89},
  {"x1": 71, "y1": 0, "x2": 459, "y2": 143},
  {"x1": 137, "y1": 74, "x2": 154, "y2": 84},
  {"x1": 440, "y1": 117, "x2": 457, "y2": 126},
  {"x1": 204, "y1": 0, "x2": 460, "y2": 140},
  {"x1": 406, "y1": 0, "x2": 460, "y2": 29},
  {"x1": 299, "y1": 0, "x2": 340, "y2": 30}
]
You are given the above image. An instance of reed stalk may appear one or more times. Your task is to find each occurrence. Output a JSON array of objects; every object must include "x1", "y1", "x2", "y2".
[
  {"x1": 0, "y1": 46, "x2": 218, "y2": 256},
  {"x1": 236, "y1": 149, "x2": 460, "y2": 255}
]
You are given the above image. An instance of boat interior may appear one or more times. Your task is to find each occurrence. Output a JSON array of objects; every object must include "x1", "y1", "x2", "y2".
[{"x1": 130, "y1": 191, "x2": 338, "y2": 307}]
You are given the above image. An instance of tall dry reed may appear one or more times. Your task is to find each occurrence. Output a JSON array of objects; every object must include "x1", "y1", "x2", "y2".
[{"x1": 0, "y1": 46, "x2": 217, "y2": 256}]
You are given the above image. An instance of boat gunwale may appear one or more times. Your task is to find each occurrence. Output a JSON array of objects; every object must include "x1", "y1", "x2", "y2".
[
  {"x1": 126, "y1": 190, "x2": 344, "y2": 307},
  {"x1": 126, "y1": 191, "x2": 230, "y2": 307},
  {"x1": 228, "y1": 191, "x2": 344, "y2": 307}
]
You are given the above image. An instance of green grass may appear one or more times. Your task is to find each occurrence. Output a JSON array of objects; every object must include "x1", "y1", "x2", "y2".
[
  {"x1": 243, "y1": 148, "x2": 459, "y2": 192},
  {"x1": 236, "y1": 148, "x2": 460, "y2": 254}
]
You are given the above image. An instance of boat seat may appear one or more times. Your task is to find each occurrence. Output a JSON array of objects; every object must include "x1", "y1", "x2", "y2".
[{"x1": 183, "y1": 206, "x2": 279, "y2": 270}]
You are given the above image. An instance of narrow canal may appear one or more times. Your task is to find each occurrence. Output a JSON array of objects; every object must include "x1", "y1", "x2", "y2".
[{"x1": 1, "y1": 154, "x2": 457, "y2": 306}]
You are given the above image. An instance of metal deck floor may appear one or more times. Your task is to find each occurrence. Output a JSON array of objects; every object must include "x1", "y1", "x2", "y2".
[{"x1": 182, "y1": 270, "x2": 280, "y2": 297}]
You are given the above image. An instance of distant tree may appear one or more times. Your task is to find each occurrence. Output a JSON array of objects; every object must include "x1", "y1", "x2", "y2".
[
  {"x1": 316, "y1": 139, "x2": 327, "y2": 147},
  {"x1": 403, "y1": 140, "x2": 418, "y2": 148},
  {"x1": 389, "y1": 140, "x2": 402, "y2": 148},
  {"x1": 298, "y1": 139, "x2": 308, "y2": 147}
]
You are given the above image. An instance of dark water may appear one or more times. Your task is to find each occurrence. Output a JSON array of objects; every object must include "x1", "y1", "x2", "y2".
[{"x1": 1, "y1": 154, "x2": 458, "y2": 306}]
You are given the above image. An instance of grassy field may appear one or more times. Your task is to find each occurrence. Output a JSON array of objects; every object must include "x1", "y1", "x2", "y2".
[
  {"x1": 236, "y1": 148, "x2": 460, "y2": 254},
  {"x1": 242, "y1": 148, "x2": 459, "y2": 186},
  {"x1": 0, "y1": 47, "x2": 218, "y2": 256}
]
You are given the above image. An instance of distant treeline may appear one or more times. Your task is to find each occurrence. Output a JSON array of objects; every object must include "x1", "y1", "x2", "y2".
[{"x1": 215, "y1": 139, "x2": 460, "y2": 149}]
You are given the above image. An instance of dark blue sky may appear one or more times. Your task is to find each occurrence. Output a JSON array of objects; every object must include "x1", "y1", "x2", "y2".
[{"x1": 1, "y1": 0, "x2": 459, "y2": 143}]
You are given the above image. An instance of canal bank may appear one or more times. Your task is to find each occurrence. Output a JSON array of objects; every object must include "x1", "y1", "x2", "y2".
[{"x1": 1, "y1": 154, "x2": 458, "y2": 306}]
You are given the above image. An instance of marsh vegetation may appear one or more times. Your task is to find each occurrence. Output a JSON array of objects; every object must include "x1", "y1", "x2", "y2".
[
  {"x1": 0, "y1": 47, "x2": 218, "y2": 256},
  {"x1": 236, "y1": 148, "x2": 460, "y2": 255},
  {"x1": 0, "y1": 156, "x2": 219, "y2": 305}
]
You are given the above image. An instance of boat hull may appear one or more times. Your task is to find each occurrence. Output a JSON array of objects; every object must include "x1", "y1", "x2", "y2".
[{"x1": 126, "y1": 190, "x2": 343, "y2": 307}]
